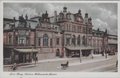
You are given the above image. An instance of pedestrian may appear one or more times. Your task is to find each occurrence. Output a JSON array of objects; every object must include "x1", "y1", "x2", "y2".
[
  {"x1": 101, "y1": 51, "x2": 104, "y2": 56},
  {"x1": 12, "y1": 63, "x2": 17, "y2": 71},
  {"x1": 116, "y1": 60, "x2": 118, "y2": 67},
  {"x1": 36, "y1": 56, "x2": 38, "y2": 63},
  {"x1": 34, "y1": 56, "x2": 38, "y2": 65}
]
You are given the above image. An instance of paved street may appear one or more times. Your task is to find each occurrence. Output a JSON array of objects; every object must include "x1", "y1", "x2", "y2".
[{"x1": 4, "y1": 55, "x2": 117, "y2": 72}]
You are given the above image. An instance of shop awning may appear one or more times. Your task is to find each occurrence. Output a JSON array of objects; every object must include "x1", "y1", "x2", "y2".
[
  {"x1": 65, "y1": 46, "x2": 94, "y2": 51},
  {"x1": 14, "y1": 49, "x2": 38, "y2": 53}
]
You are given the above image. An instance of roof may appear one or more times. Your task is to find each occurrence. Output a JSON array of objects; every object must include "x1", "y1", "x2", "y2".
[
  {"x1": 65, "y1": 46, "x2": 94, "y2": 51},
  {"x1": 15, "y1": 49, "x2": 38, "y2": 53},
  {"x1": 4, "y1": 18, "x2": 13, "y2": 22}
]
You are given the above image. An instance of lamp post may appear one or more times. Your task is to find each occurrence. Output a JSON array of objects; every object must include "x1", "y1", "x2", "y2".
[
  {"x1": 79, "y1": 49, "x2": 82, "y2": 63},
  {"x1": 61, "y1": 30, "x2": 65, "y2": 58},
  {"x1": 12, "y1": 29, "x2": 15, "y2": 64},
  {"x1": 91, "y1": 49, "x2": 94, "y2": 59},
  {"x1": 105, "y1": 47, "x2": 107, "y2": 59}
]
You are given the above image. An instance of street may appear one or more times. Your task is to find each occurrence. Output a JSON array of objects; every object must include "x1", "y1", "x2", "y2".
[{"x1": 4, "y1": 55, "x2": 117, "y2": 72}]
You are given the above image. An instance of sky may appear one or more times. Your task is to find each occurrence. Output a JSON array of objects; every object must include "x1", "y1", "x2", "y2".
[
  {"x1": 3, "y1": 3, "x2": 117, "y2": 35},
  {"x1": 1, "y1": 0, "x2": 119, "y2": 1}
]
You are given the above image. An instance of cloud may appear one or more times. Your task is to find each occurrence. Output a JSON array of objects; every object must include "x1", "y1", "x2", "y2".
[
  {"x1": 3, "y1": 3, "x2": 117, "y2": 35},
  {"x1": 20, "y1": 7, "x2": 38, "y2": 18},
  {"x1": 4, "y1": 7, "x2": 19, "y2": 19}
]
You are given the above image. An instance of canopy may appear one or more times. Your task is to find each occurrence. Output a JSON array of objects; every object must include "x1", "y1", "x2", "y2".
[
  {"x1": 65, "y1": 46, "x2": 94, "y2": 51},
  {"x1": 14, "y1": 49, "x2": 38, "y2": 53}
]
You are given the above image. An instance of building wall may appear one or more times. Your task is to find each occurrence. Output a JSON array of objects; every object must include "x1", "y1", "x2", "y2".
[
  {"x1": 4, "y1": 7, "x2": 117, "y2": 63},
  {"x1": 30, "y1": 31, "x2": 35, "y2": 46},
  {"x1": 4, "y1": 31, "x2": 14, "y2": 45},
  {"x1": 92, "y1": 36, "x2": 103, "y2": 53}
]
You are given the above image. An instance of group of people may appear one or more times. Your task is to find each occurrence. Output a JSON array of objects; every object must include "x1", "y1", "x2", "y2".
[
  {"x1": 11, "y1": 56, "x2": 38, "y2": 71},
  {"x1": 34, "y1": 56, "x2": 38, "y2": 65},
  {"x1": 11, "y1": 63, "x2": 17, "y2": 71}
]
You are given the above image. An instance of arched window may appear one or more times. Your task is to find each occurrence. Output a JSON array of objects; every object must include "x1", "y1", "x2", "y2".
[
  {"x1": 82, "y1": 36, "x2": 86, "y2": 45},
  {"x1": 43, "y1": 34, "x2": 49, "y2": 46},
  {"x1": 72, "y1": 35, "x2": 76, "y2": 46},
  {"x1": 77, "y1": 35, "x2": 81, "y2": 46}
]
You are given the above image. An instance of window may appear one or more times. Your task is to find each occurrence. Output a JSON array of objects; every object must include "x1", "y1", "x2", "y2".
[
  {"x1": 77, "y1": 26, "x2": 79, "y2": 32},
  {"x1": 15, "y1": 36, "x2": 18, "y2": 44},
  {"x1": 70, "y1": 24, "x2": 72, "y2": 31},
  {"x1": 77, "y1": 35, "x2": 81, "y2": 45},
  {"x1": 66, "y1": 24, "x2": 68, "y2": 31},
  {"x1": 56, "y1": 38, "x2": 59, "y2": 45},
  {"x1": 89, "y1": 28, "x2": 92, "y2": 34},
  {"x1": 19, "y1": 36, "x2": 26, "y2": 45},
  {"x1": 68, "y1": 25, "x2": 70, "y2": 32},
  {"x1": 38, "y1": 38, "x2": 41, "y2": 46},
  {"x1": 89, "y1": 39, "x2": 91, "y2": 46},
  {"x1": 43, "y1": 34, "x2": 49, "y2": 46},
  {"x1": 83, "y1": 27, "x2": 86, "y2": 33},
  {"x1": 72, "y1": 25, "x2": 74, "y2": 32},
  {"x1": 72, "y1": 35, "x2": 76, "y2": 46},
  {"x1": 50, "y1": 38, "x2": 52, "y2": 46},
  {"x1": 82, "y1": 36, "x2": 86, "y2": 45},
  {"x1": 9, "y1": 35, "x2": 12, "y2": 44},
  {"x1": 66, "y1": 38, "x2": 70, "y2": 46}
]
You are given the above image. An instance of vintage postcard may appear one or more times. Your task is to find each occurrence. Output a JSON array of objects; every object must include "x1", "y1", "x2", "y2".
[{"x1": 0, "y1": 0, "x2": 120, "y2": 78}]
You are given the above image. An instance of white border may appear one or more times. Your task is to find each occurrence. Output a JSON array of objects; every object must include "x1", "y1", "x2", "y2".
[{"x1": 0, "y1": 1, "x2": 119, "y2": 78}]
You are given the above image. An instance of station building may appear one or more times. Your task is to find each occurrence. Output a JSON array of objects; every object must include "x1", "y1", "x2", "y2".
[{"x1": 3, "y1": 7, "x2": 117, "y2": 64}]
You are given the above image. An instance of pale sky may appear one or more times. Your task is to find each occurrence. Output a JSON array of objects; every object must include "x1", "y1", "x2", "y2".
[
  {"x1": 3, "y1": 3, "x2": 117, "y2": 35},
  {"x1": 1, "y1": 0, "x2": 120, "y2": 1}
]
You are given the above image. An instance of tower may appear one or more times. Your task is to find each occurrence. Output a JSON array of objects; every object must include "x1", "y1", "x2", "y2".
[
  {"x1": 54, "y1": 10, "x2": 57, "y2": 23},
  {"x1": 84, "y1": 13, "x2": 88, "y2": 23},
  {"x1": 63, "y1": 6, "x2": 67, "y2": 13},
  {"x1": 78, "y1": 9, "x2": 81, "y2": 16}
]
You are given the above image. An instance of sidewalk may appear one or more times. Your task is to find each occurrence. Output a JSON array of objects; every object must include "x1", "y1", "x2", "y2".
[
  {"x1": 34, "y1": 54, "x2": 105, "y2": 63},
  {"x1": 20, "y1": 55, "x2": 114, "y2": 68},
  {"x1": 4, "y1": 54, "x2": 114, "y2": 68}
]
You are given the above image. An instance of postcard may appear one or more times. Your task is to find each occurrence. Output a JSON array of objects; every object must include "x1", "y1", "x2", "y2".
[{"x1": 0, "y1": 0, "x2": 119, "y2": 78}]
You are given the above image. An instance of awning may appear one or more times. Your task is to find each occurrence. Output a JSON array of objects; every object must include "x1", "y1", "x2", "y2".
[
  {"x1": 14, "y1": 49, "x2": 38, "y2": 53},
  {"x1": 65, "y1": 46, "x2": 94, "y2": 51}
]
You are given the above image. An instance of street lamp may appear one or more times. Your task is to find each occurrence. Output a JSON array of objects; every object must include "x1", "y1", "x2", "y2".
[
  {"x1": 61, "y1": 30, "x2": 65, "y2": 58},
  {"x1": 91, "y1": 49, "x2": 94, "y2": 59},
  {"x1": 105, "y1": 47, "x2": 107, "y2": 59},
  {"x1": 79, "y1": 49, "x2": 82, "y2": 63}
]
